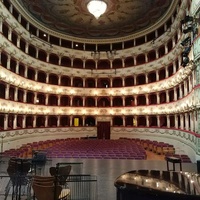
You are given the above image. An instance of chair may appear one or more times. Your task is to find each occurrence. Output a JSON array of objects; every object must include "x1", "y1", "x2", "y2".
[
  {"x1": 32, "y1": 175, "x2": 70, "y2": 200},
  {"x1": 49, "y1": 165, "x2": 71, "y2": 186},
  {"x1": 6, "y1": 158, "x2": 32, "y2": 199}
]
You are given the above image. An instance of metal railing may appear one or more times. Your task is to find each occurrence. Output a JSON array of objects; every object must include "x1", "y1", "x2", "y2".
[{"x1": 0, "y1": 174, "x2": 97, "y2": 200}]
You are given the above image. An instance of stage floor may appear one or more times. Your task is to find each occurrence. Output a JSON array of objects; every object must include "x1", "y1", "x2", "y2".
[{"x1": 0, "y1": 157, "x2": 197, "y2": 200}]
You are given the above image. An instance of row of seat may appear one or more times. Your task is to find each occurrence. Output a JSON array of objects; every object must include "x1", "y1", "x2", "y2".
[
  {"x1": 120, "y1": 137, "x2": 192, "y2": 163},
  {"x1": 47, "y1": 139, "x2": 147, "y2": 159},
  {"x1": 120, "y1": 138, "x2": 175, "y2": 155},
  {"x1": 13, "y1": 138, "x2": 146, "y2": 160},
  {"x1": 2, "y1": 138, "x2": 191, "y2": 162}
]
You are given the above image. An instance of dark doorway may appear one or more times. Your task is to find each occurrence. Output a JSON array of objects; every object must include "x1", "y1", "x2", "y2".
[{"x1": 97, "y1": 122, "x2": 110, "y2": 139}]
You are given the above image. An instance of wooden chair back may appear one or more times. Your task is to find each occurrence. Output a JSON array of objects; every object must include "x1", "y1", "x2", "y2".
[
  {"x1": 49, "y1": 165, "x2": 71, "y2": 185},
  {"x1": 32, "y1": 183, "x2": 62, "y2": 200}
]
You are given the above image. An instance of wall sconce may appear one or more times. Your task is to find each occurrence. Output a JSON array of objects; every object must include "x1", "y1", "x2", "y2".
[
  {"x1": 180, "y1": 36, "x2": 191, "y2": 46},
  {"x1": 91, "y1": 50, "x2": 100, "y2": 60},
  {"x1": 106, "y1": 49, "x2": 117, "y2": 59}
]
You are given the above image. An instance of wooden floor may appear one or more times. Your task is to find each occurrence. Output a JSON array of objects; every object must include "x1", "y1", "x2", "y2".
[
  {"x1": 46, "y1": 151, "x2": 196, "y2": 200},
  {"x1": 0, "y1": 151, "x2": 197, "y2": 200}
]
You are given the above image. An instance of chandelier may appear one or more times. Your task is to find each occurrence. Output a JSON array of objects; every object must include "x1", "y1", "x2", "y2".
[{"x1": 87, "y1": 0, "x2": 107, "y2": 19}]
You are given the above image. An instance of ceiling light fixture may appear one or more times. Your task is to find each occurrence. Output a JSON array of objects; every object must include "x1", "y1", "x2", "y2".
[{"x1": 87, "y1": 0, "x2": 107, "y2": 19}]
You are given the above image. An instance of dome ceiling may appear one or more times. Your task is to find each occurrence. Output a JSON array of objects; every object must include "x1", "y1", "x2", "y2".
[{"x1": 17, "y1": 0, "x2": 174, "y2": 39}]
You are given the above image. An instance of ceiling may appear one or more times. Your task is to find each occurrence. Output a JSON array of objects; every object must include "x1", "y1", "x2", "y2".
[{"x1": 17, "y1": 0, "x2": 174, "y2": 39}]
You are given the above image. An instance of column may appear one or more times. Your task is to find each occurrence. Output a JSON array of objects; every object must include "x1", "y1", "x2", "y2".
[
  {"x1": 165, "y1": 66, "x2": 169, "y2": 78},
  {"x1": 58, "y1": 95, "x2": 61, "y2": 106},
  {"x1": 8, "y1": 27, "x2": 12, "y2": 41},
  {"x1": 35, "y1": 70, "x2": 38, "y2": 81},
  {"x1": 33, "y1": 116, "x2": 36, "y2": 128},
  {"x1": 184, "y1": 80, "x2": 187, "y2": 96},
  {"x1": 23, "y1": 90, "x2": 27, "y2": 103},
  {"x1": 95, "y1": 78, "x2": 98, "y2": 88},
  {"x1": 157, "y1": 116, "x2": 160, "y2": 127},
  {"x1": 145, "y1": 73, "x2": 148, "y2": 84},
  {"x1": 156, "y1": 70, "x2": 159, "y2": 81},
  {"x1": 110, "y1": 78, "x2": 113, "y2": 87},
  {"x1": 175, "y1": 114, "x2": 178, "y2": 129},
  {"x1": 122, "y1": 96, "x2": 125, "y2": 107},
  {"x1": 179, "y1": 84, "x2": 183, "y2": 99},
  {"x1": 82, "y1": 96, "x2": 85, "y2": 107},
  {"x1": 157, "y1": 92, "x2": 160, "y2": 104},
  {"x1": 46, "y1": 73, "x2": 49, "y2": 84},
  {"x1": 134, "y1": 75, "x2": 137, "y2": 85},
  {"x1": 146, "y1": 94, "x2": 149, "y2": 105},
  {"x1": 83, "y1": 77, "x2": 86, "y2": 87},
  {"x1": 5, "y1": 84, "x2": 9, "y2": 99},
  {"x1": 180, "y1": 114, "x2": 184, "y2": 129},
  {"x1": 45, "y1": 94, "x2": 49, "y2": 105},
  {"x1": 22, "y1": 116, "x2": 26, "y2": 129},
  {"x1": 82, "y1": 116, "x2": 85, "y2": 126},
  {"x1": 110, "y1": 97, "x2": 113, "y2": 107},
  {"x1": 58, "y1": 75, "x2": 61, "y2": 86},
  {"x1": 45, "y1": 116, "x2": 48, "y2": 127},
  {"x1": 70, "y1": 76, "x2": 73, "y2": 87},
  {"x1": 166, "y1": 90, "x2": 169, "y2": 103},
  {"x1": 36, "y1": 48, "x2": 39, "y2": 59},
  {"x1": 17, "y1": 35, "x2": 20, "y2": 48},
  {"x1": 173, "y1": 61, "x2": 176, "y2": 74},
  {"x1": 16, "y1": 61, "x2": 19, "y2": 74},
  {"x1": 121, "y1": 57, "x2": 125, "y2": 68},
  {"x1": 155, "y1": 49, "x2": 159, "y2": 59},
  {"x1": 14, "y1": 87, "x2": 18, "y2": 101},
  {"x1": 146, "y1": 116, "x2": 149, "y2": 127},
  {"x1": 13, "y1": 115, "x2": 17, "y2": 129},
  {"x1": 95, "y1": 97, "x2": 98, "y2": 107},
  {"x1": 131, "y1": 55, "x2": 135, "y2": 66},
  {"x1": 34, "y1": 92, "x2": 37, "y2": 104},
  {"x1": 122, "y1": 116, "x2": 125, "y2": 126},
  {"x1": 174, "y1": 88, "x2": 177, "y2": 101},
  {"x1": 167, "y1": 115, "x2": 170, "y2": 128},
  {"x1": 7, "y1": 55, "x2": 11, "y2": 70},
  {"x1": 70, "y1": 116, "x2": 73, "y2": 126},
  {"x1": 4, "y1": 114, "x2": 8, "y2": 130},
  {"x1": 46, "y1": 53, "x2": 50, "y2": 63},
  {"x1": 25, "y1": 42, "x2": 29, "y2": 54},
  {"x1": 57, "y1": 116, "x2": 60, "y2": 127},
  {"x1": 24, "y1": 66, "x2": 28, "y2": 78},
  {"x1": 122, "y1": 77, "x2": 125, "y2": 87},
  {"x1": 134, "y1": 95, "x2": 137, "y2": 106},
  {"x1": 0, "y1": 17, "x2": 3, "y2": 33},
  {"x1": 185, "y1": 113, "x2": 189, "y2": 130}
]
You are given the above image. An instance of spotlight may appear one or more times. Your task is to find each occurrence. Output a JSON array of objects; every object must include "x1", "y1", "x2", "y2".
[
  {"x1": 182, "y1": 46, "x2": 191, "y2": 57},
  {"x1": 181, "y1": 16, "x2": 193, "y2": 24},
  {"x1": 180, "y1": 37, "x2": 191, "y2": 46},
  {"x1": 182, "y1": 26, "x2": 193, "y2": 34},
  {"x1": 182, "y1": 57, "x2": 190, "y2": 67}
]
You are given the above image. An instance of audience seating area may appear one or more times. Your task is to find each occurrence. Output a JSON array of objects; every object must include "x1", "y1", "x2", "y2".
[
  {"x1": 120, "y1": 137, "x2": 192, "y2": 163},
  {"x1": 120, "y1": 137, "x2": 176, "y2": 155},
  {"x1": 3, "y1": 138, "x2": 146, "y2": 160},
  {"x1": 46, "y1": 139, "x2": 147, "y2": 159},
  {"x1": 1, "y1": 137, "x2": 191, "y2": 162}
]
